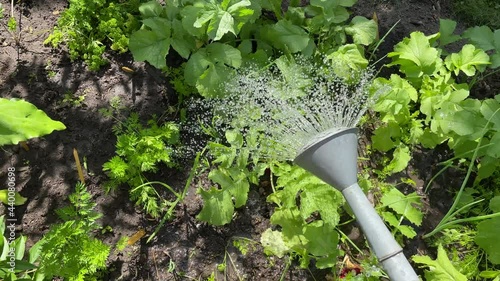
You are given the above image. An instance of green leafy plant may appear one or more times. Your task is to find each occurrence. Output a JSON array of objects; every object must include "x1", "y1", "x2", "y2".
[
  {"x1": 413, "y1": 244, "x2": 467, "y2": 281},
  {"x1": 0, "y1": 2, "x2": 20, "y2": 44},
  {"x1": 0, "y1": 215, "x2": 41, "y2": 281},
  {"x1": 423, "y1": 119, "x2": 500, "y2": 239},
  {"x1": 102, "y1": 112, "x2": 180, "y2": 218},
  {"x1": 196, "y1": 129, "x2": 267, "y2": 225},
  {"x1": 261, "y1": 162, "x2": 344, "y2": 269},
  {"x1": 36, "y1": 182, "x2": 110, "y2": 281},
  {"x1": 370, "y1": 20, "x2": 500, "y2": 179},
  {"x1": 379, "y1": 184, "x2": 423, "y2": 240},
  {"x1": 0, "y1": 98, "x2": 66, "y2": 146},
  {"x1": 129, "y1": 0, "x2": 378, "y2": 97},
  {"x1": 44, "y1": 0, "x2": 145, "y2": 70},
  {"x1": 62, "y1": 91, "x2": 86, "y2": 108}
]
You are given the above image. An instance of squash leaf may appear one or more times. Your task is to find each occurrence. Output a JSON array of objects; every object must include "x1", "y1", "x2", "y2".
[
  {"x1": 413, "y1": 244, "x2": 467, "y2": 281},
  {"x1": 0, "y1": 98, "x2": 66, "y2": 146}
]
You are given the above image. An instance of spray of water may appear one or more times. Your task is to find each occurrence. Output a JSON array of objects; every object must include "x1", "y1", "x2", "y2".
[{"x1": 184, "y1": 57, "x2": 381, "y2": 161}]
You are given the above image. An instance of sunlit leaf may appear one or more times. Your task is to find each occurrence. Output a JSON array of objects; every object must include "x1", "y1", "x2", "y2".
[
  {"x1": 413, "y1": 244, "x2": 467, "y2": 281},
  {"x1": 0, "y1": 98, "x2": 66, "y2": 146},
  {"x1": 381, "y1": 187, "x2": 422, "y2": 226},
  {"x1": 475, "y1": 216, "x2": 500, "y2": 264},
  {"x1": 197, "y1": 187, "x2": 234, "y2": 226}
]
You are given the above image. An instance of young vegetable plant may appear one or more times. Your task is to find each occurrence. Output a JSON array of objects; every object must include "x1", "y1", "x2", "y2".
[
  {"x1": 196, "y1": 129, "x2": 268, "y2": 225},
  {"x1": 370, "y1": 20, "x2": 500, "y2": 179},
  {"x1": 102, "y1": 112, "x2": 181, "y2": 218},
  {"x1": 36, "y1": 182, "x2": 110, "y2": 281},
  {"x1": 45, "y1": 0, "x2": 146, "y2": 70},
  {"x1": 261, "y1": 162, "x2": 344, "y2": 269}
]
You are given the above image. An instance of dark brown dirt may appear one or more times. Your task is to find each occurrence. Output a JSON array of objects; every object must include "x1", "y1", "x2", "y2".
[{"x1": 0, "y1": 0, "x2": 484, "y2": 280}]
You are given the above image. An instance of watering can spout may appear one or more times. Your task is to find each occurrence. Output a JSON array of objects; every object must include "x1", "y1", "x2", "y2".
[
  {"x1": 294, "y1": 128, "x2": 420, "y2": 281},
  {"x1": 294, "y1": 127, "x2": 359, "y2": 191}
]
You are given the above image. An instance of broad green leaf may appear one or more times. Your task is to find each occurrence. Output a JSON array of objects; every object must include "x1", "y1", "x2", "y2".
[
  {"x1": 388, "y1": 32, "x2": 441, "y2": 80},
  {"x1": 326, "y1": 44, "x2": 368, "y2": 80},
  {"x1": 303, "y1": 221, "x2": 339, "y2": 257},
  {"x1": 309, "y1": 0, "x2": 351, "y2": 24},
  {"x1": 197, "y1": 187, "x2": 234, "y2": 225},
  {"x1": 0, "y1": 98, "x2": 66, "y2": 146},
  {"x1": 129, "y1": 28, "x2": 171, "y2": 69},
  {"x1": 490, "y1": 196, "x2": 500, "y2": 212},
  {"x1": 373, "y1": 74, "x2": 417, "y2": 123},
  {"x1": 463, "y1": 26, "x2": 495, "y2": 51},
  {"x1": 0, "y1": 190, "x2": 27, "y2": 205},
  {"x1": 381, "y1": 187, "x2": 422, "y2": 225},
  {"x1": 207, "y1": 42, "x2": 242, "y2": 67},
  {"x1": 487, "y1": 131, "x2": 500, "y2": 158},
  {"x1": 300, "y1": 184, "x2": 343, "y2": 227},
  {"x1": 445, "y1": 44, "x2": 490, "y2": 76},
  {"x1": 475, "y1": 217, "x2": 500, "y2": 264},
  {"x1": 371, "y1": 122, "x2": 401, "y2": 152},
  {"x1": 209, "y1": 168, "x2": 249, "y2": 208},
  {"x1": 480, "y1": 97, "x2": 500, "y2": 126},
  {"x1": 209, "y1": 11, "x2": 236, "y2": 40},
  {"x1": 385, "y1": 145, "x2": 412, "y2": 174},
  {"x1": 270, "y1": 207, "x2": 304, "y2": 245},
  {"x1": 345, "y1": 16, "x2": 378, "y2": 46},
  {"x1": 171, "y1": 20, "x2": 196, "y2": 59},
  {"x1": 196, "y1": 64, "x2": 231, "y2": 97},
  {"x1": 139, "y1": 1, "x2": 163, "y2": 18},
  {"x1": 184, "y1": 43, "x2": 242, "y2": 97},
  {"x1": 194, "y1": 9, "x2": 215, "y2": 28},
  {"x1": 438, "y1": 19, "x2": 461, "y2": 47},
  {"x1": 338, "y1": 0, "x2": 357, "y2": 6},
  {"x1": 260, "y1": 229, "x2": 289, "y2": 258},
  {"x1": 443, "y1": 107, "x2": 487, "y2": 138},
  {"x1": 14, "y1": 235, "x2": 26, "y2": 260},
  {"x1": 262, "y1": 20, "x2": 310, "y2": 53},
  {"x1": 382, "y1": 211, "x2": 417, "y2": 238},
  {"x1": 142, "y1": 17, "x2": 171, "y2": 32},
  {"x1": 225, "y1": 130, "x2": 243, "y2": 147},
  {"x1": 477, "y1": 155, "x2": 499, "y2": 180},
  {"x1": 413, "y1": 244, "x2": 467, "y2": 281},
  {"x1": 180, "y1": 5, "x2": 206, "y2": 38},
  {"x1": 184, "y1": 50, "x2": 211, "y2": 86}
]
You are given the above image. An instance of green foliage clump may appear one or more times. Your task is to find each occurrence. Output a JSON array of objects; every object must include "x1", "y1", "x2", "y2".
[
  {"x1": 103, "y1": 113, "x2": 180, "y2": 217},
  {"x1": 0, "y1": 216, "x2": 40, "y2": 280},
  {"x1": 129, "y1": 0, "x2": 378, "y2": 97},
  {"x1": 196, "y1": 129, "x2": 268, "y2": 225},
  {"x1": 261, "y1": 162, "x2": 344, "y2": 269},
  {"x1": 44, "y1": 0, "x2": 145, "y2": 70},
  {"x1": 371, "y1": 20, "x2": 500, "y2": 179},
  {"x1": 37, "y1": 182, "x2": 110, "y2": 281}
]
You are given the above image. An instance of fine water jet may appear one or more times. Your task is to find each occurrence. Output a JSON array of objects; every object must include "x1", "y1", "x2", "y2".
[{"x1": 204, "y1": 58, "x2": 419, "y2": 280}]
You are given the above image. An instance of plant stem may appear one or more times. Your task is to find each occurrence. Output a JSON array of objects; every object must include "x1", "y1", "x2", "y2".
[{"x1": 424, "y1": 108, "x2": 500, "y2": 238}]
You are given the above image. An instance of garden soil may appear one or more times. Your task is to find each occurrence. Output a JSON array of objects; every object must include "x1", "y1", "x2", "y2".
[{"x1": 0, "y1": 0, "x2": 493, "y2": 280}]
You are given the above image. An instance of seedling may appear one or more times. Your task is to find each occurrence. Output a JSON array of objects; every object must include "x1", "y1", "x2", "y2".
[{"x1": 62, "y1": 91, "x2": 86, "y2": 107}]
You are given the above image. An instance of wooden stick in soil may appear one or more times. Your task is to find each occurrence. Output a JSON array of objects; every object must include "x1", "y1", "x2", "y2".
[{"x1": 73, "y1": 148, "x2": 85, "y2": 184}]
